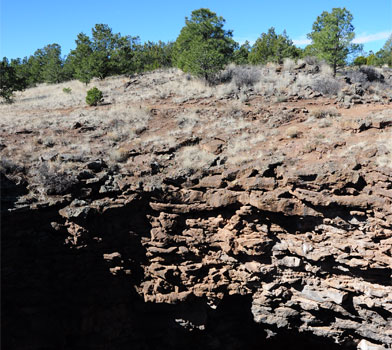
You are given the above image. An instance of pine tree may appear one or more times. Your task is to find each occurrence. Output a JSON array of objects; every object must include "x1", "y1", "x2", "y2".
[
  {"x1": 173, "y1": 8, "x2": 235, "y2": 82},
  {"x1": 69, "y1": 33, "x2": 94, "y2": 84},
  {"x1": 307, "y1": 8, "x2": 362, "y2": 76},
  {"x1": 376, "y1": 34, "x2": 392, "y2": 66},
  {"x1": 0, "y1": 57, "x2": 27, "y2": 103},
  {"x1": 233, "y1": 41, "x2": 251, "y2": 65},
  {"x1": 249, "y1": 27, "x2": 300, "y2": 64},
  {"x1": 41, "y1": 44, "x2": 64, "y2": 83}
]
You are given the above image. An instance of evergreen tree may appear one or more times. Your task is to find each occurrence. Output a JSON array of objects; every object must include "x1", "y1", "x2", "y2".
[
  {"x1": 62, "y1": 54, "x2": 76, "y2": 81},
  {"x1": 233, "y1": 41, "x2": 251, "y2": 65},
  {"x1": 68, "y1": 33, "x2": 94, "y2": 84},
  {"x1": 90, "y1": 24, "x2": 113, "y2": 79},
  {"x1": 366, "y1": 52, "x2": 378, "y2": 66},
  {"x1": 135, "y1": 41, "x2": 174, "y2": 72},
  {"x1": 69, "y1": 24, "x2": 144, "y2": 80},
  {"x1": 376, "y1": 34, "x2": 392, "y2": 66},
  {"x1": 307, "y1": 7, "x2": 362, "y2": 76},
  {"x1": 353, "y1": 56, "x2": 367, "y2": 67},
  {"x1": 41, "y1": 44, "x2": 64, "y2": 83},
  {"x1": 110, "y1": 35, "x2": 140, "y2": 74},
  {"x1": 28, "y1": 48, "x2": 46, "y2": 84},
  {"x1": 10, "y1": 58, "x2": 32, "y2": 86},
  {"x1": 188, "y1": 40, "x2": 227, "y2": 81},
  {"x1": 89, "y1": 50, "x2": 110, "y2": 79},
  {"x1": 249, "y1": 27, "x2": 300, "y2": 64},
  {"x1": 0, "y1": 57, "x2": 27, "y2": 103},
  {"x1": 173, "y1": 8, "x2": 236, "y2": 81}
]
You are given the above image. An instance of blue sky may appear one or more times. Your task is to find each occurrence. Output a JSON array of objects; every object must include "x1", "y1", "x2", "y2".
[{"x1": 1, "y1": 0, "x2": 391, "y2": 60}]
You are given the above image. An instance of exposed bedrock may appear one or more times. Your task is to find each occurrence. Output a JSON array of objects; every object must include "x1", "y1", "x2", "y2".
[{"x1": 2, "y1": 158, "x2": 392, "y2": 350}]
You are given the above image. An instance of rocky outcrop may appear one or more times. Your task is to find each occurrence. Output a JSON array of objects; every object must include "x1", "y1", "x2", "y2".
[
  {"x1": 2, "y1": 151, "x2": 391, "y2": 349},
  {"x1": 1, "y1": 69, "x2": 392, "y2": 349}
]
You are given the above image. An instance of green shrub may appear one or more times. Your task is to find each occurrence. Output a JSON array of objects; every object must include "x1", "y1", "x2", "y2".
[
  {"x1": 63, "y1": 87, "x2": 72, "y2": 94},
  {"x1": 353, "y1": 56, "x2": 367, "y2": 67},
  {"x1": 86, "y1": 87, "x2": 103, "y2": 106}
]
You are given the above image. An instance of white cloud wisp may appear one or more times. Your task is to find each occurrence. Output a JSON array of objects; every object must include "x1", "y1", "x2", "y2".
[{"x1": 353, "y1": 31, "x2": 391, "y2": 44}]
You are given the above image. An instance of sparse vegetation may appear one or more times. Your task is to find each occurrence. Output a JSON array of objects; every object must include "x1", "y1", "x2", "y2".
[
  {"x1": 3, "y1": 6, "x2": 390, "y2": 94},
  {"x1": 343, "y1": 69, "x2": 367, "y2": 84},
  {"x1": 177, "y1": 145, "x2": 216, "y2": 173},
  {"x1": 110, "y1": 147, "x2": 129, "y2": 162},
  {"x1": 359, "y1": 66, "x2": 384, "y2": 82},
  {"x1": 63, "y1": 87, "x2": 72, "y2": 94},
  {"x1": 220, "y1": 65, "x2": 261, "y2": 88},
  {"x1": 286, "y1": 126, "x2": 300, "y2": 138},
  {"x1": 37, "y1": 162, "x2": 77, "y2": 195},
  {"x1": 311, "y1": 108, "x2": 341, "y2": 119},
  {"x1": 1, "y1": 66, "x2": 391, "y2": 200},
  {"x1": 312, "y1": 76, "x2": 341, "y2": 96}
]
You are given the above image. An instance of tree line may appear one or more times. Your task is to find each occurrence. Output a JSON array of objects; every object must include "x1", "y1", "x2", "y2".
[{"x1": 1, "y1": 7, "x2": 392, "y2": 102}]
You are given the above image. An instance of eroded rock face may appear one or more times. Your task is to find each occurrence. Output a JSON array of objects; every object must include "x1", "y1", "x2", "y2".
[
  {"x1": 2, "y1": 154, "x2": 391, "y2": 349},
  {"x1": 1, "y1": 69, "x2": 392, "y2": 349}
]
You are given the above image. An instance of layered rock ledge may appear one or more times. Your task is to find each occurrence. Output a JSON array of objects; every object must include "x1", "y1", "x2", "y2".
[{"x1": 2, "y1": 68, "x2": 392, "y2": 349}]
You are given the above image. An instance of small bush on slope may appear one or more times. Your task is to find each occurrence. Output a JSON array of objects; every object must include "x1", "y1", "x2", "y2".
[
  {"x1": 86, "y1": 87, "x2": 103, "y2": 106},
  {"x1": 312, "y1": 76, "x2": 341, "y2": 96},
  {"x1": 219, "y1": 65, "x2": 261, "y2": 88}
]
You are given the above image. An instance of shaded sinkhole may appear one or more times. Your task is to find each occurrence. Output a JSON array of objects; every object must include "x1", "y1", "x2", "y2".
[{"x1": 1, "y1": 197, "x2": 360, "y2": 350}]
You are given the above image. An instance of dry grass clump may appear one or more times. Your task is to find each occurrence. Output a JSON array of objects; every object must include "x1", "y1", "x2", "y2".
[
  {"x1": 110, "y1": 147, "x2": 129, "y2": 163},
  {"x1": 176, "y1": 145, "x2": 216, "y2": 173},
  {"x1": 214, "y1": 81, "x2": 238, "y2": 99},
  {"x1": 286, "y1": 126, "x2": 301, "y2": 138},
  {"x1": 319, "y1": 63, "x2": 333, "y2": 76},
  {"x1": 173, "y1": 112, "x2": 200, "y2": 136},
  {"x1": 312, "y1": 76, "x2": 342, "y2": 96},
  {"x1": 218, "y1": 64, "x2": 261, "y2": 88},
  {"x1": 319, "y1": 120, "x2": 332, "y2": 128},
  {"x1": 224, "y1": 131, "x2": 266, "y2": 166},
  {"x1": 287, "y1": 73, "x2": 313, "y2": 95},
  {"x1": 376, "y1": 130, "x2": 392, "y2": 168},
  {"x1": 254, "y1": 68, "x2": 294, "y2": 96},
  {"x1": 156, "y1": 70, "x2": 216, "y2": 102},
  {"x1": 141, "y1": 134, "x2": 177, "y2": 150},
  {"x1": 283, "y1": 58, "x2": 296, "y2": 72},
  {"x1": 30, "y1": 161, "x2": 78, "y2": 195},
  {"x1": 226, "y1": 132, "x2": 251, "y2": 155},
  {"x1": 311, "y1": 108, "x2": 341, "y2": 119},
  {"x1": 202, "y1": 114, "x2": 251, "y2": 138},
  {"x1": 302, "y1": 56, "x2": 321, "y2": 66}
]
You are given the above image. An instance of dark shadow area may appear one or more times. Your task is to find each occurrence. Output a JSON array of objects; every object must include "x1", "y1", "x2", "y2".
[
  {"x1": 1, "y1": 173, "x2": 28, "y2": 213},
  {"x1": 2, "y1": 196, "x2": 355, "y2": 350}
]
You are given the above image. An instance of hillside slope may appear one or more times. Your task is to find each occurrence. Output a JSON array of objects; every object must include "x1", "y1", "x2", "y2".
[{"x1": 2, "y1": 64, "x2": 392, "y2": 350}]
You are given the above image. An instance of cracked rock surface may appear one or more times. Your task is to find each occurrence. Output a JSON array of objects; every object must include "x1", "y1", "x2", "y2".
[{"x1": 2, "y1": 68, "x2": 392, "y2": 349}]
